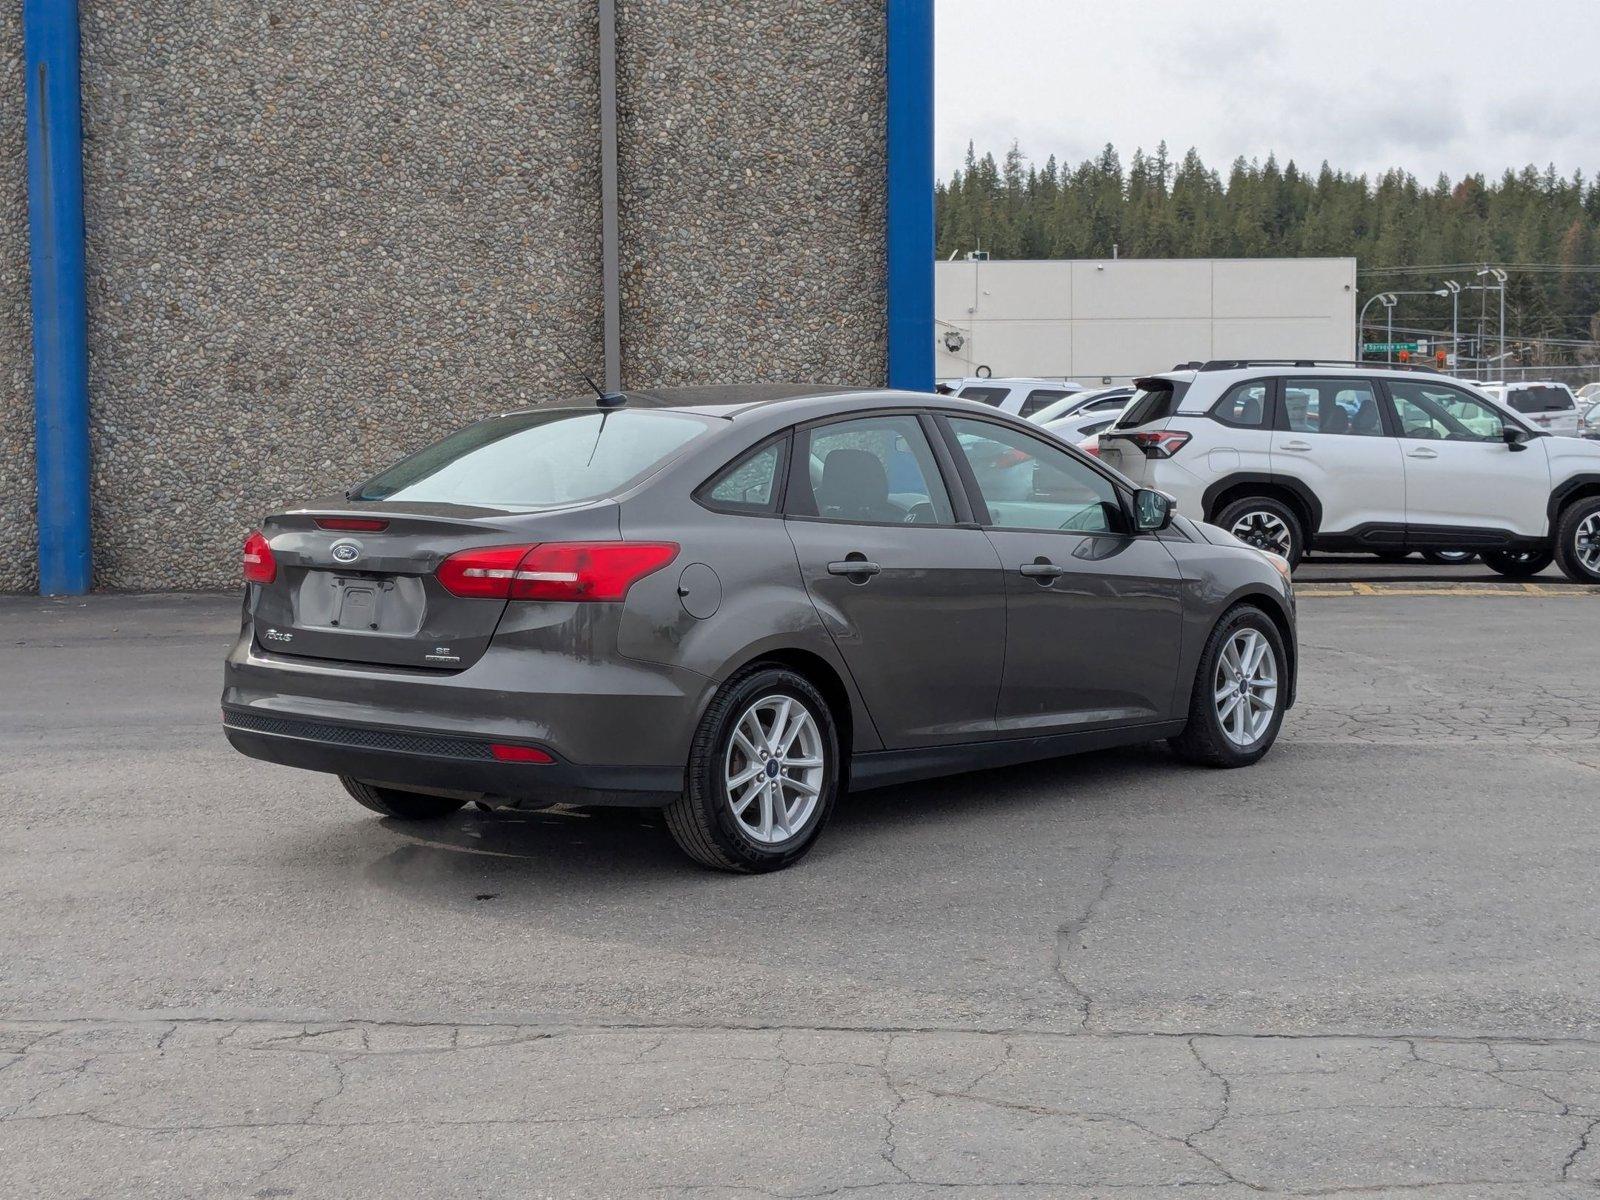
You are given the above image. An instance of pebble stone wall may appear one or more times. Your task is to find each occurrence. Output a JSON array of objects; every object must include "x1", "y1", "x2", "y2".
[
  {"x1": 0, "y1": 3, "x2": 33, "y2": 593},
  {"x1": 0, "y1": 1, "x2": 889, "y2": 592}
]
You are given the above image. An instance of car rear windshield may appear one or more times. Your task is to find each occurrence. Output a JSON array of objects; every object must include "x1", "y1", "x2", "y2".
[
  {"x1": 1114, "y1": 380, "x2": 1190, "y2": 428},
  {"x1": 958, "y1": 386, "x2": 1010, "y2": 406},
  {"x1": 353, "y1": 408, "x2": 716, "y2": 506},
  {"x1": 1507, "y1": 386, "x2": 1575, "y2": 414}
]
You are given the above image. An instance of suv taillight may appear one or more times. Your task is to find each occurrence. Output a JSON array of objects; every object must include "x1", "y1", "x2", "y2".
[
  {"x1": 243, "y1": 530, "x2": 277, "y2": 584},
  {"x1": 1126, "y1": 430, "x2": 1191, "y2": 459},
  {"x1": 436, "y1": 542, "x2": 679, "y2": 601}
]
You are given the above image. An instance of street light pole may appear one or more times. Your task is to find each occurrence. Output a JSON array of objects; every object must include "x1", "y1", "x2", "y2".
[
  {"x1": 1442, "y1": 280, "x2": 1461, "y2": 372},
  {"x1": 1472, "y1": 267, "x2": 1509, "y2": 381},
  {"x1": 1357, "y1": 291, "x2": 1398, "y2": 359}
]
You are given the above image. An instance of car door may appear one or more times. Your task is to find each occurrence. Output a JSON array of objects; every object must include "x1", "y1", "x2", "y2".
[
  {"x1": 1273, "y1": 377, "x2": 1406, "y2": 537},
  {"x1": 1382, "y1": 379, "x2": 1553, "y2": 538},
  {"x1": 939, "y1": 414, "x2": 1185, "y2": 735},
  {"x1": 783, "y1": 412, "x2": 1007, "y2": 748}
]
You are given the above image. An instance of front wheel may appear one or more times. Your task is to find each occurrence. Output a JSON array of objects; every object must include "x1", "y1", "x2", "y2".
[
  {"x1": 1554, "y1": 497, "x2": 1600, "y2": 583},
  {"x1": 340, "y1": 777, "x2": 465, "y2": 820},
  {"x1": 1421, "y1": 550, "x2": 1477, "y2": 565},
  {"x1": 1169, "y1": 606, "x2": 1289, "y2": 768},
  {"x1": 1482, "y1": 548, "x2": 1553, "y2": 578},
  {"x1": 1214, "y1": 497, "x2": 1305, "y2": 568},
  {"x1": 665, "y1": 666, "x2": 840, "y2": 873}
]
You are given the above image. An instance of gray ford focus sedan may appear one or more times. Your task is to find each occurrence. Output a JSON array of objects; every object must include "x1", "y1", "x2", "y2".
[{"x1": 223, "y1": 386, "x2": 1296, "y2": 872}]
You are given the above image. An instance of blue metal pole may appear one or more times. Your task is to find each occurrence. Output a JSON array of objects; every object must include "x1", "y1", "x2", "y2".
[
  {"x1": 24, "y1": 0, "x2": 92, "y2": 595},
  {"x1": 885, "y1": 0, "x2": 934, "y2": 392}
]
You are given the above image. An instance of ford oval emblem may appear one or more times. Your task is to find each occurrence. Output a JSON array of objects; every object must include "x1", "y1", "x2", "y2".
[{"x1": 330, "y1": 540, "x2": 362, "y2": 564}]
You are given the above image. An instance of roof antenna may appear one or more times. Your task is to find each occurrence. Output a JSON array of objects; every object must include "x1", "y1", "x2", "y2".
[{"x1": 547, "y1": 337, "x2": 626, "y2": 409}]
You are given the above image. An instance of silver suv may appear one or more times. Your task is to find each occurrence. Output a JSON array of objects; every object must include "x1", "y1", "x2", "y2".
[{"x1": 1098, "y1": 359, "x2": 1600, "y2": 582}]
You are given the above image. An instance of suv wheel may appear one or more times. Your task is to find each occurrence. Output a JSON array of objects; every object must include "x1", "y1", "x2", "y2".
[
  {"x1": 1422, "y1": 550, "x2": 1477, "y2": 565},
  {"x1": 1554, "y1": 497, "x2": 1600, "y2": 583},
  {"x1": 340, "y1": 777, "x2": 465, "y2": 820},
  {"x1": 665, "y1": 665, "x2": 840, "y2": 873},
  {"x1": 1215, "y1": 497, "x2": 1304, "y2": 567},
  {"x1": 1482, "y1": 548, "x2": 1554, "y2": 578},
  {"x1": 1169, "y1": 605, "x2": 1288, "y2": 768}
]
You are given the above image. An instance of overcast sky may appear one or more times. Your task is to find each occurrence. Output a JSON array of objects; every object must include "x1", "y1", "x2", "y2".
[{"x1": 936, "y1": 0, "x2": 1600, "y2": 183}]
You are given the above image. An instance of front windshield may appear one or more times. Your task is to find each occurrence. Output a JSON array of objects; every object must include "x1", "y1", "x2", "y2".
[{"x1": 353, "y1": 408, "x2": 715, "y2": 506}]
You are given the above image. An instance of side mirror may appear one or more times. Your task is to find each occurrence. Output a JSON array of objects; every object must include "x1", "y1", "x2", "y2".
[
  {"x1": 1133, "y1": 488, "x2": 1174, "y2": 533},
  {"x1": 1502, "y1": 426, "x2": 1529, "y2": 452}
]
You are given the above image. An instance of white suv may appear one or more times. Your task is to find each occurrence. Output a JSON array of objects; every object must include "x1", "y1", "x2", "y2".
[
  {"x1": 1479, "y1": 381, "x2": 1581, "y2": 437},
  {"x1": 1097, "y1": 360, "x2": 1600, "y2": 583},
  {"x1": 947, "y1": 377, "x2": 1084, "y2": 420}
]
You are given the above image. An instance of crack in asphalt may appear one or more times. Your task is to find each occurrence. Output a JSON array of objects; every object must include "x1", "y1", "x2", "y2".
[{"x1": 1053, "y1": 838, "x2": 1123, "y2": 1031}]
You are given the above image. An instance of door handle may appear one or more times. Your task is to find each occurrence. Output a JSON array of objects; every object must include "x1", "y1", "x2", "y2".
[
  {"x1": 1282, "y1": 440, "x2": 1313, "y2": 452},
  {"x1": 1407, "y1": 448, "x2": 1439, "y2": 459},
  {"x1": 1018, "y1": 559, "x2": 1067, "y2": 580},
  {"x1": 827, "y1": 558, "x2": 881, "y2": 578}
]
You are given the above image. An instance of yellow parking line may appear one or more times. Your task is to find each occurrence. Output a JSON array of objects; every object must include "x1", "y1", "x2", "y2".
[{"x1": 1297, "y1": 581, "x2": 1600, "y2": 598}]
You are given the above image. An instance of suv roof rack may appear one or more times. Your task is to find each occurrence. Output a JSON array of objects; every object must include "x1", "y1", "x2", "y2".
[{"x1": 1196, "y1": 358, "x2": 1442, "y2": 374}]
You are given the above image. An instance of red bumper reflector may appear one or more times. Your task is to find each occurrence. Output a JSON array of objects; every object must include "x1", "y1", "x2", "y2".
[{"x1": 489, "y1": 744, "x2": 555, "y2": 764}]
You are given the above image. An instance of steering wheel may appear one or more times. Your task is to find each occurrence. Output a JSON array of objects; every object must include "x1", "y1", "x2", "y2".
[{"x1": 904, "y1": 502, "x2": 937, "y2": 525}]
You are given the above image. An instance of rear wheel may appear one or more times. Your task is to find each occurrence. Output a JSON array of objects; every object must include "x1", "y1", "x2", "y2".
[
  {"x1": 340, "y1": 776, "x2": 465, "y2": 820},
  {"x1": 1482, "y1": 548, "x2": 1554, "y2": 578},
  {"x1": 1214, "y1": 496, "x2": 1305, "y2": 568},
  {"x1": 665, "y1": 666, "x2": 840, "y2": 873},
  {"x1": 1169, "y1": 606, "x2": 1288, "y2": 768},
  {"x1": 1421, "y1": 549, "x2": 1477, "y2": 565},
  {"x1": 1553, "y1": 497, "x2": 1600, "y2": 583}
]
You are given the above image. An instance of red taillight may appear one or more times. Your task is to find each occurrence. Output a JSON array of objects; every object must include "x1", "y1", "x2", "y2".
[
  {"x1": 1127, "y1": 430, "x2": 1192, "y2": 459},
  {"x1": 315, "y1": 517, "x2": 390, "y2": 532},
  {"x1": 994, "y1": 447, "x2": 1033, "y2": 469},
  {"x1": 1079, "y1": 439, "x2": 1101, "y2": 458},
  {"x1": 489, "y1": 743, "x2": 555, "y2": 764},
  {"x1": 243, "y1": 530, "x2": 277, "y2": 584},
  {"x1": 436, "y1": 542, "x2": 679, "y2": 602}
]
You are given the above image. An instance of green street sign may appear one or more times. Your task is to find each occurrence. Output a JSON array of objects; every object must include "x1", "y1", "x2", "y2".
[{"x1": 1363, "y1": 341, "x2": 1420, "y2": 353}]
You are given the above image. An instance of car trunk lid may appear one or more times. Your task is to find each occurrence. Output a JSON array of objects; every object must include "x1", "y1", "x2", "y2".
[{"x1": 248, "y1": 500, "x2": 619, "y2": 670}]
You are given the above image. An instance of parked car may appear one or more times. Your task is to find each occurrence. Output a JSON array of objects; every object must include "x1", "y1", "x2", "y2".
[
  {"x1": 1580, "y1": 397, "x2": 1600, "y2": 440},
  {"x1": 1479, "y1": 381, "x2": 1582, "y2": 437},
  {"x1": 947, "y1": 377, "x2": 1084, "y2": 419},
  {"x1": 1576, "y1": 382, "x2": 1600, "y2": 405},
  {"x1": 1027, "y1": 385, "x2": 1136, "y2": 427},
  {"x1": 1096, "y1": 360, "x2": 1600, "y2": 582},
  {"x1": 1043, "y1": 408, "x2": 1128, "y2": 457},
  {"x1": 223, "y1": 386, "x2": 1297, "y2": 873}
]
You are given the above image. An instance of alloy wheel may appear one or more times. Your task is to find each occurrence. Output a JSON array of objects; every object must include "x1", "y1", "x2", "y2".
[
  {"x1": 1577, "y1": 513, "x2": 1600, "y2": 576},
  {"x1": 1229, "y1": 511, "x2": 1292, "y2": 557},
  {"x1": 1214, "y1": 629, "x2": 1279, "y2": 748},
  {"x1": 723, "y1": 695, "x2": 826, "y2": 845}
]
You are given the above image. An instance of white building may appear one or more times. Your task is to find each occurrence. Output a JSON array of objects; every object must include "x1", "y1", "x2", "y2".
[{"x1": 935, "y1": 257, "x2": 1358, "y2": 384}]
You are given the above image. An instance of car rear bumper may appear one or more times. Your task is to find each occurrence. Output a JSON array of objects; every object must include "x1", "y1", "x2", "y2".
[
  {"x1": 221, "y1": 706, "x2": 681, "y2": 806},
  {"x1": 221, "y1": 626, "x2": 708, "y2": 807}
]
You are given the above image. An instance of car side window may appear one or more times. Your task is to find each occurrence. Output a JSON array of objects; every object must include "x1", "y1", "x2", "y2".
[
  {"x1": 1212, "y1": 380, "x2": 1271, "y2": 428},
  {"x1": 1281, "y1": 378, "x2": 1386, "y2": 436},
  {"x1": 947, "y1": 417, "x2": 1122, "y2": 534},
  {"x1": 1387, "y1": 381, "x2": 1504, "y2": 442},
  {"x1": 702, "y1": 439, "x2": 787, "y2": 514},
  {"x1": 787, "y1": 415, "x2": 955, "y2": 526},
  {"x1": 1018, "y1": 388, "x2": 1071, "y2": 418}
]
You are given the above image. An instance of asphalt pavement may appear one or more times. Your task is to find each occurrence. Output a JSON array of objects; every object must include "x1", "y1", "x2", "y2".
[{"x1": 2, "y1": 574, "x2": 1599, "y2": 1197}]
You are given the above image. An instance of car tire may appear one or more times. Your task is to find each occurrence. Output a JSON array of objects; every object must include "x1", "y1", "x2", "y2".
[
  {"x1": 665, "y1": 665, "x2": 841, "y2": 873},
  {"x1": 1553, "y1": 496, "x2": 1600, "y2": 583},
  {"x1": 1168, "y1": 605, "x2": 1289, "y2": 769},
  {"x1": 1482, "y1": 548, "x2": 1554, "y2": 579},
  {"x1": 1214, "y1": 496, "x2": 1305, "y2": 568},
  {"x1": 340, "y1": 776, "x2": 466, "y2": 820},
  {"x1": 1421, "y1": 550, "x2": 1477, "y2": 565}
]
